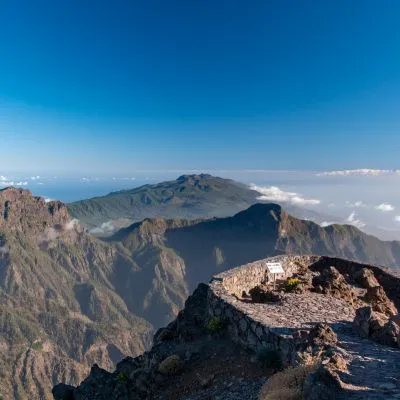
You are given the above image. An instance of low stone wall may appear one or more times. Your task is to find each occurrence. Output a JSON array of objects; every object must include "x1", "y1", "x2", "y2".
[
  {"x1": 207, "y1": 255, "x2": 318, "y2": 364},
  {"x1": 207, "y1": 288, "x2": 297, "y2": 363},
  {"x1": 216, "y1": 255, "x2": 319, "y2": 297},
  {"x1": 207, "y1": 255, "x2": 357, "y2": 365}
]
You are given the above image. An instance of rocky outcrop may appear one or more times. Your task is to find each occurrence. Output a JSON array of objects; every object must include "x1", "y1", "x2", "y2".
[
  {"x1": 363, "y1": 286, "x2": 398, "y2": 316},
  {"x1": 312, "y1": 266, "x2": 358, "y2": 306},
  {"x1": 353, "y1": 306, "x2": 400, "y2": 347},
  {"x1": 54, "y1": 284, "x2": 213, "y2": 400},
  {"x1": 353, "y1": 267, "x2": 380, "y2": 288}
]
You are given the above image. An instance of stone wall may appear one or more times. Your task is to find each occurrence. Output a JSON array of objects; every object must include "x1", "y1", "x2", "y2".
[
  {"x1": 207, "y1": 255, "x2": 322, "y2": 364},
  {"x1": 207, "y1": 288, "x2": 297, "y2": 364},
  {"x1": 215, "y1": 255, "x2": 319, "y2": 297}
]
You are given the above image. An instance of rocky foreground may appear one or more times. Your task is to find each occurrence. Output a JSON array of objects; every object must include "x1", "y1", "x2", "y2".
[{"x1": 54, "y1": 256, "x2": 400, "y2": 400}]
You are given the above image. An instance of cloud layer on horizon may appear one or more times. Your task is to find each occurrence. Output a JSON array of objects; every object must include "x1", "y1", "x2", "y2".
[
  {"x1": 250, "y1": 184, "x2": 321, "y2": 206},
  {"x1": 316, "y1": 169, "x2": 400, "y2": 177}
]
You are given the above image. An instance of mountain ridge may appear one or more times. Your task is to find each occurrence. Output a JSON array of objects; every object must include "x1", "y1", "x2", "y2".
[{"x1": 105, "y1": 202, "x2": 400, "y2": 329}]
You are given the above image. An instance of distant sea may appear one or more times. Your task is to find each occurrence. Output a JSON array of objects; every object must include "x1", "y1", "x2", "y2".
[{"x1": 26, "y1": 178, "x2": 154, "y2": 203}]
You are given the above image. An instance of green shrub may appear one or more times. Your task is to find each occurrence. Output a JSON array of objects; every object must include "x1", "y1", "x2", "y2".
[
  {"x1": 256, "y1": 348, "x2": 282, "y2": 369},
  {"x1": 205, "y1": 316, "x2": 224, "y2": 333},
  {"x1": 31, "y1": 341, "x2": 43, "y2": 351},
  {"x1": 284, "y1": 278, "x2": 302, "y2": 292},
  {"x1": 118, "y1": 372, "x2": 128, "y2": 383}
]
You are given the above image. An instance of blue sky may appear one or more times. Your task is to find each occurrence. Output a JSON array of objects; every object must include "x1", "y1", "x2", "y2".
[{"x1": 1, "y1": 0, "x2": 400, "y2": 174}]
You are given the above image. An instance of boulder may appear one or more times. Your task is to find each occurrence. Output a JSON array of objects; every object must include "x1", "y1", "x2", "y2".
[
  {"x1": 363, "y1": 286, "x2": 397, "y2": 316},
  {"x1": 380, "y1": 319, "x2": 400, "y2": 347},
  {"x1": 307, "y1": 323, "x2": 338, "y2": 347},
  {"x1": 249, "y1": 285, "x2": 282, "y2": 303},
  {"x1": 354, "y1": 268, "x2": 380, "y2": 288},
  {"x1": 353, "y1": 306, "x2": 387, "y2": 339},
  {"x1": 353, "y1": 306, "x2": 400, "y2": 347},
  {"x1": 312, "y1": 267, "x2": 357, "y2": 306}
]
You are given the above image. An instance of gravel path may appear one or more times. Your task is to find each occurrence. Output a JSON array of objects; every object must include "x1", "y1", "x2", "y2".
[{"x1": 335, "y1": 328, "x2": 400, "y2": 399}]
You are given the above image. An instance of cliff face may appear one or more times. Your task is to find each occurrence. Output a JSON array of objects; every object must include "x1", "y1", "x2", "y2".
[{"x1": 0, "y1": 188, "x2": 152, "y2": 400}]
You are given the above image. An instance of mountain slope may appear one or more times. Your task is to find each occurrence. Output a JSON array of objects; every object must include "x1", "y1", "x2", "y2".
[
  {"x1": 67, "y1": 174, "x2": 259, "y2": 232},
  {"x1": 0, "y1": 188, "x2": 152, "y2": 400},
  {"x1": 108, "y1": 203, "x2": 400, "y2": 328}
]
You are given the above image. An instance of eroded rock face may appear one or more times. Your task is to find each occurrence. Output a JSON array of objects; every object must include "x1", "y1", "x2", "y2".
[{"x1": 0, "y1": 187, "x2": 70, "y2": 233}]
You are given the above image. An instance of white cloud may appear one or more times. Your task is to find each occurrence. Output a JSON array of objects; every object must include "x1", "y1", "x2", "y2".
[
  {"x1": 44, "y1": 197, "x2": 54, "y2": 203},
  {"x1": 375, "y1": 203, "x2": 395, "y2": 212},
  {"x1": 0, "y1": 180, "x2": 28, "y2": 187},
  {"x1": 30, "y1": 176, "x2": 40, "y2": 180},
  {"x1": 394, "y1": 216, "x2": 400, "y2": 222},
  {"x1": 89, "y1": 221, "x2": 116, "y2": 235},
  {"x1": 320, "y1": 221, "x2": 336, "y2": 227},
  {"x1": 346, "y1": 212, "x2": 365, "y2": 228},
  {"x1": 346, "y1": 200, "x2": 366, "y2": 208},
  {"x1": 316, "y1": 169, "x2": 400, "y2": 177},
  {"x1": 250, "y1": 184, "x2": 320, "y2": 206}
]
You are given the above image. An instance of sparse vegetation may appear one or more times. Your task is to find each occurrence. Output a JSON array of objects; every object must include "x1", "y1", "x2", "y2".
[
  {"x1": 158, "y1": 355, "x2": 182, "y2": 375},
  {"x1": 205, "y1": 316, "x2": 224, "y2": 333},
  {"x1": 259, "y1": 364, "x2": 318, "y2": 400},
  {"x1": 284, "y1": 278, "x2": 302, "y2": 292},
  {"x1": 31, "y1": 341, "x2": 43, "y2": 351},
  {"x1": 118, "y1": 372, "x2": 128, "y2": 383},
  {"x1": 256, "y1": 348, "x2": 282, "y2": 369}
]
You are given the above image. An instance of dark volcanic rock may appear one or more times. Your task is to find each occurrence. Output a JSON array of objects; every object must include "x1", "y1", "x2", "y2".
[
  {"x1": 312, "y1": 266, "x2": 358, "y2": 306},
  {"x1": 307, "y1": 323, "x2": 338, "y2": 347},
  {"x1": 52, "y1": 384, "x2": 75, "y2": 400},
  {"x1": 249, "y1": 285, "x2": 282, "y2": 303},
  {"x1": 354, "y1": 267, "x2": 380, "y2": 288},
  {"x1": 363, "y1": 286, "x2": 398, "y2": 316},
  {"x1": 353, "y1": 306, "x2": 400, "y2": 347}
]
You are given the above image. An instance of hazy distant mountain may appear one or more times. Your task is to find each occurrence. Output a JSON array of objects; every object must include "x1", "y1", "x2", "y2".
[
  {"x1": 0, "y1": 188, "x2": 152, "y2": 400},
  {"x1": 108, "y1": 202, "x2": 400, "y2": 329},
  {"x1": 67, "y1": 174, "x2": 341, "y2": 235}
]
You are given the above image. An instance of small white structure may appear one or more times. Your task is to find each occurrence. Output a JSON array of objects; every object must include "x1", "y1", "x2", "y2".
[{"x1": 266, "y1": 262, "x2": 284, "y2": 289}]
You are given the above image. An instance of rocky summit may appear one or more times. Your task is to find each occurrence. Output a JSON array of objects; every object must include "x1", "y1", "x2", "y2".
[
  {"x1": 0, "y1": 188, "x2": 152, "y2": 400},
  {"x1": 54, "y1": 255, "x2": 400, "y2": 400}
]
